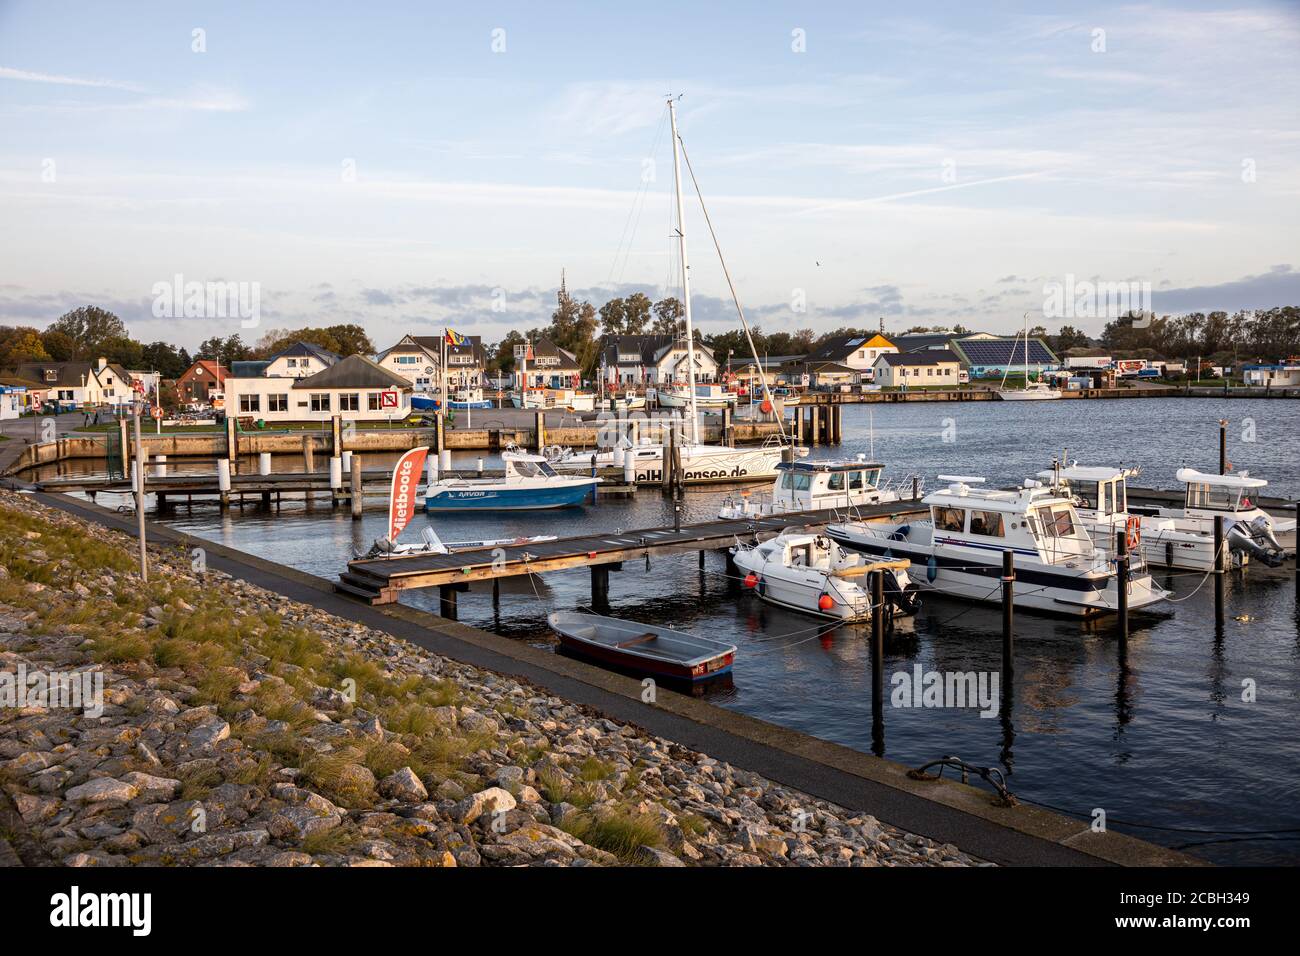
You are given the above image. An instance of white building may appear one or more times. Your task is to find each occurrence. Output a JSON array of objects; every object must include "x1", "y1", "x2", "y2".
[
  {"x1": 598, "y1": 334, "x2": 719, "y2": 385},
  {"x1": 872, "y1": 349, "x2": 962, "y2": 387},
  {"x1": 225, "y1": 345, "x2": 412, "y2": 422}
]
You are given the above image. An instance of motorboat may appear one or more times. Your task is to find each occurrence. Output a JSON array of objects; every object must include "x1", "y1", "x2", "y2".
[
  {"x1": 731, "y1": 532, "x2": 920, "y2": 621},
  {"x1": 1036, "y1": 463, "x2": 1294, "y2": 570},
  {"x1": 449, "y1": 388, "x2": 493, "y2": 409},
  {"x1": 605, "y1": 390, "x2": 647, "y2": 411},
  {"x1": 655, "y1": 383, "x2": 737, "y2": 409},
  {"x1": 410, "y1": 394, "x2": 441, "y2": 412},
  {"x1": 549, "y1": 434, "x2": 805, "y2": 485},
  {"x1": 357, "y1": 527, "x2": 557, "y2": 560},
  {"x1": 718, "y1": 456, "x2": 923, "y2": 520},
  {"x1": 425, "y1": 451, "x2": 599, "y2": 510},
  {"x1": 510, "y1": 388, "x2": 595, "y2": 411},
  {"x1": 826, "y1": 475, "x2": 1169, "y2": 618},
  {"x1": 548, "y1": 611, "x2": 735, "y2": 682}
]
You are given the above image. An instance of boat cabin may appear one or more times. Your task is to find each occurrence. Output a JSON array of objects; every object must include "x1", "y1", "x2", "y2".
[
  {"x1": 1177, "y1": 468, "x2": 1268, "y2": 514},
  {"x1": 774, "y1": 457, "x2": 884, "y2": 506},
  {"x1": 924, "y1": 477, "x2": 1098, "y2": 565},
  {"x1": 1037, "y1": 465, "x2": 1134, "y2": 516},
  {"x1": 503, "y1": 452, "x2": 560, "y2": 481}
]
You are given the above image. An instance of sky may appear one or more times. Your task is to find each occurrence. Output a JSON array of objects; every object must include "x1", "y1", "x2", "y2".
[{"x1": 1, "y1": 0, "x2": 1298, "y2": 352}]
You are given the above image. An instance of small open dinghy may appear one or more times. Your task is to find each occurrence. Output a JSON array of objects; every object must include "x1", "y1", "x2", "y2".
[
  {"x1": 357, "y1": 527, "x2": 556, "y2": 560},
  {"x1": 548, "y1": 611, "x2": 736, "y2": 682}
]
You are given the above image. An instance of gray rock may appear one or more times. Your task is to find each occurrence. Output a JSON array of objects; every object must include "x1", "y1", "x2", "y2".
[
  {"x1": 379, "y1": 767, "x2": 428, "y2": 803},
  {"x1": 66, "y1": 777, "x2": 139, "y2": 804}
]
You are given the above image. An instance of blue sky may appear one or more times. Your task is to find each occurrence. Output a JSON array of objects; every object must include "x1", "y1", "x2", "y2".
[{"x1": 1, "y1": 0, "x2": 1298, "y2": 350}]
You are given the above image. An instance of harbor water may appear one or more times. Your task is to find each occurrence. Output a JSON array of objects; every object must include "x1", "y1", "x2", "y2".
[{"x1": 47, "y1": 398, "x2": 1300, "y2": 864}]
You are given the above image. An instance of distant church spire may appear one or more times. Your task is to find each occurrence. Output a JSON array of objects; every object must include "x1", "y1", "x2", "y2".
[{"x1": 558, "y1": 268, "x2": 567, "y2": 304}]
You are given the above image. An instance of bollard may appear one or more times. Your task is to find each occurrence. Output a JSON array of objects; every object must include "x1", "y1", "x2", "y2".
[
  {"x1": 259, "y1": 452, "x2": 272, "y2": 476},
  {"x1": 341, "y1": 450, "x2": 352, "y2": 473},
  {"x1": 217, "y1": 458, "x2": 231, "y2": 511},
  {"x1": 329, "y1": 456, "x2": 342, "y2": 491},
  {"x1": 350, "y1": 455, "x2": 363, "y2": 519},
  {"x1": 1001, "y1": 550, "x2": 1015, "y2": 675},
  {"x1": 1115, "y1": 530, "x2": 1129, "y2": 642},
  {"x1": 302, "y1": 435, "x2": 314, "y2": 474},
  {"x1": 154, "y1": 454, "x2": 167, "y2": 478}
]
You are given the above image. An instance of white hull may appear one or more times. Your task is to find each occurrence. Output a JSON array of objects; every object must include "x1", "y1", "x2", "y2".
[
  {"x1": 554, "y1": 443, "x2": 788, "y2": 484},
  {"x1": 657, "y1": 389, "x2": 735, "y2": 409},
  {"x1": 997, "y1": 388, "x2": 1062, "y2": 401},
  {"x1": 828, "y1": 522, "x2": 1166, "y2": 618}
]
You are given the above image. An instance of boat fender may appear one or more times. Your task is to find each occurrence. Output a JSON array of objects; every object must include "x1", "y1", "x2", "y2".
[
  {"x1": 818, "y1": 593, "x2": 835, "y2": 612},
  {"x1": 926, "y1": 555, "x2": 938, "y2": 583}
]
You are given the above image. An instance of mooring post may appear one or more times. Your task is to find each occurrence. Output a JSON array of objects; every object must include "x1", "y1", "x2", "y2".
[
  {"x1": 590, "y1": 565, "x2": 610, "y2": 611},
  {"x1": 870, "y1": 570, "x2": 885, "y2": 751},
  {"x1": 663, "y1": 427, "x2": 675, "y2": 494},
  {"x1": 217, "y1": 458, "x2": 231, "y2": 512},
  {"x1": 698, "y1": 550, "x2": 705, "y2": 570},
  {"x1": 331, "y1": 415, "x2": 342, "y2": 457},
  {"x1": 1115, "y1": 529, "x2": 1129, "y2": 643},
  {"x1": 492, "y1": 578, "x2": 500, "y2": 609},
  {"x1": 912, "y1": 476, "x2": 919, "y2": 502},
  {"x1": 1219, "y1": 419, "x2": 1227, "y2": 475},
  {"x1": 350, "y1": 454, "x2": 363, "y2": 520},
  {"x1": 439, "y1": 584, "x2": 458, "y2": 620},
  {"x1": 1214, "y1": 514, "x2": 1226, "y2": 625},
  {"x1": 1001, "y1": 550, "x2": 1015, "y2": 676},
  {"x1": 434, "y1": 412, "x2": 445, "y2": 459},
  {"x1": 1295, "y1": 502, "x2": 1299, "y2": 601},
  {"x1": 302, "y1": 434, "x2": 315, "y2": 474},
  {"x1": 534, "y1": 410, "x2": 546, "y2": 452},
  {"x1": 225, "y1": 415, "x2": 237, "y2": 475}
]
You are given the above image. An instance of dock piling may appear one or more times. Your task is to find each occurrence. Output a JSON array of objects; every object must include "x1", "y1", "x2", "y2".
[
  {"x1": 1001, "y1": 550, "x2": 1015, "y2": 676},
  {"x1": 1115, "y1": 530, "x2": 1129, "y2": 642},
  {"x1": 217, "y1": 459, "x2": 231, "y2": 511},
  {"x1": 439, "y1": 584, "x2": 458, "y2": 620},
  {"x1": 350, "y1": 455, "x2": 363, "y2": 519},
  {"x1": 1213, "y1": 515, "x2": 1225, "y2": 624},
  {"x1": 590, "y1": 565, "x2": 610, "y2": 611},
  {"x1": 302, "y1": 435, "x2": 315, "y2": 474},
  {"x1": 870, "y1": 571, "x2": 885, "y2": 755},
  {"x1": 534, "y1": 411, "x2": 546, "y2": 452}
]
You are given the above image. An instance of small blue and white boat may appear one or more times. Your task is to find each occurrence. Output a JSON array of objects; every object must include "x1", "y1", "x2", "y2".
[
  {"x1": 425, "y1": 451, "x2": 600, "y2": 511},
  {"x1": 449, "y1": 388, "x2": 494, "y2": 409},
  {"x1": 410, "y1": 394, "x2": 441, "y2": 412}
]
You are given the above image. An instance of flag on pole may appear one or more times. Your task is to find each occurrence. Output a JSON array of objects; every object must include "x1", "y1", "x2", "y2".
[
  {"x1": 445, "y1": 328, "x2": 467, "y2": 347},
  {"x1": 387, "y1": 446, "x2": 430, "y2": 544}
]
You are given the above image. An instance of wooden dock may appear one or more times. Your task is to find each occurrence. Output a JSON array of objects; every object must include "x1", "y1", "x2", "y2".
[{"x1": 335, "y1": 500, "x2": 930, "y2": 611}]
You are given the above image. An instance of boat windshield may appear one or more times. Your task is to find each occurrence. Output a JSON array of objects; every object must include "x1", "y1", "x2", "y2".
[
  {"x1": 511, "y1": 459, "x2": 554, "y2": 478},
  {"x1": 780, "y1": 471, "x2": 813, "y2": 492},
  {"x1": 1038, "y1": 506, "x2": 1078, "y2": 537}
]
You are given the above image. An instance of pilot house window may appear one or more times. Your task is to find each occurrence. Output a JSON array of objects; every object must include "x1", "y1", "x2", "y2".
[
  {"x1": 968, "y1": 510, "x2": 1005, "y2": 537},
  {"x1": 933, "y1": 507, "x2": 966, "y2": 532}
]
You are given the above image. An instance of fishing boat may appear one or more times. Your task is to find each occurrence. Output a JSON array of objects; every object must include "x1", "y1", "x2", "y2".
[
  {"x1": 425, "y1": 451, "x2": 599, "y2": 511},
  {"x1": 410, "y1": 394, "x2": 441, "y2": 412},
  {"x1": 731, "y1": 532, "x2": 920, "y2": 621},
  {"x1": 548, "y1": 611, "x2": 736, "y2": 682},
  {"x1": 509, "y1": 387, "x2": 595, "y2": 411},
  {"x1": 449, "y1": 387, "x2": 493, "y2": 409},
  {"x1": 605, "y1": 390, "x2": 646, "y2": 410},
  {"x1": 718, "y1": 457, "x2": 922, "y2": 520},
  {"x1": 997, "y1": 316, "x2": 1061, "y2": 401},
  {"x1": 656, "y1": 382, "x2": 737, "y2": 409},
  {"x1": 357, "y1": 527, "x2": 557, "y2": 559},
  {"x1": 826, "y1": 475, "x2": 1169, "y2": 617}
]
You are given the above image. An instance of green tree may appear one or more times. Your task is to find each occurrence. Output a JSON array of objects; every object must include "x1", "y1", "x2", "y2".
[
  {"x1": 46, "y1": 306, "x2": 128, "y2": 359},
  {"x1": 0, "y1": 326, "x2": 51, "y2": 364},
  {"x1": 39, "y1": 329, "x2": 76, "y2": 361},
  {"x1": 651, "y1": 297, "x2": 684, "y2": 335}
]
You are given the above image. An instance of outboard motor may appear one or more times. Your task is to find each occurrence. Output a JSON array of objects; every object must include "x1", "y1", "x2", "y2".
[
  {"x1": 883, "y1": 566, "x2": 922, "y2": 616},
  {"x1": 1226, "y1": 517, "x2": 1287, "y2": 567}
]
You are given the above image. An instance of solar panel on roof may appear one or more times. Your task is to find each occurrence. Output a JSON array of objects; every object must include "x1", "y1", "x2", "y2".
[
  {"x1": 960, "y1": 340, "x2": 1054, "y2": 364},
  {"x1": 846, "y1": 337, "x2": 866, "y2": 347}
]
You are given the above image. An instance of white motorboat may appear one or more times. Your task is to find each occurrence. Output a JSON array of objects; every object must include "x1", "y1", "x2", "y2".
[
  {"x1": 358, "y1": 527, "x2": 557, "y2": 560},
  {"x1": 997, "y1": 316, "x2": 1061, "y2": 401},
  {"x1": 656, "y1": 383, "x2": 737, "y2": 409},
  {"x1": 731, "y1": 532, "x2": 920, "y2": 621},
  {"x1": 511, "y1": 387, "x2": 596, "y2": 411},
  {"x1": 718, "y1": 456, "x2": 923, "y2": 520},
  {"x1": 605, "y1": 390, "x2": 647, "y2": 411},
  {"x1": 826, "y1": 475, "x2": 1169, "y2": 618},
  {"x1": 425, "y1": 451, "x2": 599, "y2": 510}
]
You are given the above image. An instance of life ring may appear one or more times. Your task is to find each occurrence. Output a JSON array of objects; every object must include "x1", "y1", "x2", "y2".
[{"x1": 1125, "y1": 515, "x2": 1142, "y2": 552}]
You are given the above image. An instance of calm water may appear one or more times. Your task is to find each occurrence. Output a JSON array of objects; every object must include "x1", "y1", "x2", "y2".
[{"x1": 51, "y1": 399, "x2": 1300, "y2": 864}]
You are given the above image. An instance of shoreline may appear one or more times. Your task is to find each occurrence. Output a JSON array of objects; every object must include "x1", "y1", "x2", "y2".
[{"x1": 7, "y1": 489, "x2": 1202, "y2": 867}]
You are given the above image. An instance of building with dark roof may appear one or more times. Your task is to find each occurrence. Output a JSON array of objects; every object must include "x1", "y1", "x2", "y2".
[
  {"x1": 871, "y1": 349, "x2": 963, "y2": 387},
  {"x1": 225, "y1": 343, "x2": 410, "y2": 421},
  {"x1": 516, "y1": 336, "x2": 581, "y2": 389},
  {"x1": 803, "y1": 333, "x2": 897, "y2": 371},
  {"x1": 597, "y1": 334, "x2": 718, "y2": 385},
  {"x1": 376, "y1": 333, "x2": 487, "y2": 394}
]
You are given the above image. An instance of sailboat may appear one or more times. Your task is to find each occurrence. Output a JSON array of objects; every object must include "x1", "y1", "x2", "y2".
[
  {"x1": 554, "y1": 96, "x2": 801, "y2": 483},
  {"x1": 997, "y1": 315, "x2": 1061, "y2": 401}
]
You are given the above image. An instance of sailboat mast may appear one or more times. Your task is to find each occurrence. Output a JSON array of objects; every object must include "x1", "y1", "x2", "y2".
[{"x1": 667, "y1": 96, "x2": 700, "y2": 445}]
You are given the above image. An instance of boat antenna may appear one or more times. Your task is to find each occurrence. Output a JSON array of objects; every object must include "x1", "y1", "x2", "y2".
[
  {"x1": 676, "y1": 130, "x2": 789, "y2": 445},
  {"x1": 667, "y1": 96, "x2": 700, "y2": 446}
]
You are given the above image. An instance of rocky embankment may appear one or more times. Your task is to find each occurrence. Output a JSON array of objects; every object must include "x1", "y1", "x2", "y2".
[{"x1": 0, "y1": 491, "x2": 981, "y2": 867}]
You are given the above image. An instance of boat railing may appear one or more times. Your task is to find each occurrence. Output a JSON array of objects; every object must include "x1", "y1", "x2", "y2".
[{"x1": 879, "y1": 475, "x2": 925, "y2": 500}]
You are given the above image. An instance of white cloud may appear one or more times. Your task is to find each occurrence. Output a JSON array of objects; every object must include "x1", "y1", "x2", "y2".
[{"x1": 0, "y1": 65, "x2": 145, "y2": 92}]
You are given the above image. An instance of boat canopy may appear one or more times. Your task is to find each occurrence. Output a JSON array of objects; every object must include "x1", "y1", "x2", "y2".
[
  {"x1": 777, "y1": 458, "x2": 884, "y2": 473},
  {"x1": 1176, "y1": 468, "x2": 1268, "y2": 489},
  {"x1": 1038, "y1": 465, "x2": 1131, "y2": 483}
]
